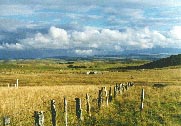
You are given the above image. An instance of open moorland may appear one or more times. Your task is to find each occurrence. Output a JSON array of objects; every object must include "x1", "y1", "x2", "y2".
[{"x1": 0, "y1": 57, "x2": 181, "y2": 125}]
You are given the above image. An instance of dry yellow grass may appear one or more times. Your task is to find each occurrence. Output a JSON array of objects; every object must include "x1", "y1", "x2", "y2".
[
  {"x1": 0, "y1": 67, "x2": 180, "y2": 86},
  {"x1": 0, "y1": 60, "x2": 181, "y2": 125},
  {"x1": 0, "y1": 85, "x2": 101, "y2": 125},
  {"x1": 0, "y1": 59, "x2": 180, "y2": 87},
  {"x1": 1, "y1": 85, "x2": 181, "y2": 125}
]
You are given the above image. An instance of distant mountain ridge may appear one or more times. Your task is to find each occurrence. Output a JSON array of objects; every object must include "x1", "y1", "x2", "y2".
[{"x1": 0, "y1": 48, "x2": 181, "y2": 60}]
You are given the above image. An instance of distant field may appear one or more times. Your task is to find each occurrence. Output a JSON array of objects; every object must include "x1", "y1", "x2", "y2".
[
  {"x1": 0, "y1": 59, "x2": 181, "y2": 125},
  {"x1": 0, "y1": 59, "x2": 180, "y2": 86}
]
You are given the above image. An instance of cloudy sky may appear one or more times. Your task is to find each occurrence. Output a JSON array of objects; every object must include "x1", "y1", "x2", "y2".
[{"x1": 0, "y1": 0, "x2": 181, "y2": 58}]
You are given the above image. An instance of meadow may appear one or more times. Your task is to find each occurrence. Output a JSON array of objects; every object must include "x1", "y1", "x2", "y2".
[{"x1": 0, "y1": 59, "x2": 181, "y2": 125}]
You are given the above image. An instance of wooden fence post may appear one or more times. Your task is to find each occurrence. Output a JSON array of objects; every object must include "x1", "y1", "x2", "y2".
[
  {"x1": 117, "y1": 84, "x2": 120, "y2": 94},
  {"x1": 140, "y1": 89, "x2": 144, "y2": 111},
  {"x1": 108, "y1": 87, "x2": 113, "y2": 102},
  {"x1": 130, "y1": 82, "x2": 134, "y2": 86},
  {"x1": 104, "y1": 88, "x2": 108, "y2": 106},
  {"x1": 119, "y1": 84, "x2": 123, "y2": 94},
  {"x1": 98, "y1": 90, "x2": 102, "y2": 109},
  {"x1": 51, "y1": 100, "x2": 56, "y2": 126},
  {"x1": 114, "y1": 86, "x2": 117, "y2": 98},
  {"x1": 127, "y1": 82, "x2": 130, "y2": 87},
  {"x1": 101, "y1": 87, "x2": 108, "y2": 106},
  {"x1": 16, "y1": 79, "x2": 19, "y2": 88},
  {"x1": 34, "y1": 111, "x2": 38, "y2": 126},
  {"x1": 122, "y1": 84, "x2": 125, "y2": 93},
  {"x1": 64, "y1": 97, "x2": 68, "y2": 126},
  {"x1": 86, "y1": 93, "x2": 91, "y2": 116},
  {"x1": 3, "y1": 116, "x2": 10, "y2": 126},
  {"x1": 39, "y1": 111, "x2": 44, "y2": 126},
  {"x1": 34, "y1": 111, "x2": 44, "y2": 126},
  {"x1": 116, "y1": 83, "x2": 119, "y2": 91},
  {"x1": 125, "y1": 84, "x2": 128, "y2": 91},
  {"x1": 75, "y1": 98, "x2": 82, "y2": 121}
]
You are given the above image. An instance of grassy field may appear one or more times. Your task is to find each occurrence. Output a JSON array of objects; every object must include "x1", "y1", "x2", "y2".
[{"x1": 0, "y1": 59, "x2": 181, "y2": 125}]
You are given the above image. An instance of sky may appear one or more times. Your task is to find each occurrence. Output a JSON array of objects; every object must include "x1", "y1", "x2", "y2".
[{"x1": 0, "y1": 0, "x2": 181, "y2": 58}]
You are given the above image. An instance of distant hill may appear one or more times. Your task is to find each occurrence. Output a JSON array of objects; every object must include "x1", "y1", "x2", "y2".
[
  {"x1": 109, "y1": 54, "x2": 181, "y2": 71},
  {"x1": 138, "y1": 54, "x2": 181, "y2": 69}
]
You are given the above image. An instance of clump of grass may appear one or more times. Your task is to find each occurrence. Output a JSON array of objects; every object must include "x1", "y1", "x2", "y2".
[{"x1": 153, "y1": 83, "x2": 167, "y2": 88}]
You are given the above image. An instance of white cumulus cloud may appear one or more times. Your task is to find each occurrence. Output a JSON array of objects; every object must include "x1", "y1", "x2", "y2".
[
  {"x1": 49, "y1": 26, "x2": 68, "y2": 41},
  {"x1": 20, "y1": 26, "x2": 69, "y2": 49},
  {"x1": 75, "y1": 49, "x2": 93, "y2": 55},
  {"x1": 0, "y1": 26, "x2": 181, "y2": 54},
  {"x1": 170, "y1": 26, "x2": 181, "y2": 40},
  {"x1": 0, "y1": 43, "x2": 24, "y2": 50}
]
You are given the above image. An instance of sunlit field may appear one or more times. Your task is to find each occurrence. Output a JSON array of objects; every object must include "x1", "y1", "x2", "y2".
[{"x1": 0, "y1": 59, "x2": 181, "y2": 125}]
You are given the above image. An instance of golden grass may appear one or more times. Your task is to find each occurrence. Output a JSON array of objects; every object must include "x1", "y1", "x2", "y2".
[
  {"x1": 0, "y1": 85, "x2": 100, "y2": 125},
  {"x1": 0, "y1": 85, "x2": 181, "y2": 125},
  {"x1": 0, "y1": 67, "x2": 180, "y2": 86},
  {"x1": 0, "y1": 59, "x2": 180, "y2": 86},
  {"x1": 0, "y1": 60, "x2": 181, "y2": 125},
  {"x1": 94, "y1": 86, "x2": 181, "y2": 126}
]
